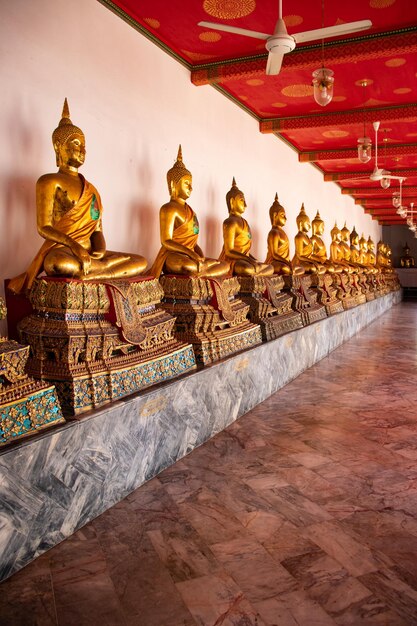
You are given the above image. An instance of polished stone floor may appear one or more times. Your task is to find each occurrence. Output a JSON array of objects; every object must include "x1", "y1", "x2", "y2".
[{"x1": 2, "y1": 302, "x2": 417, "y2": 626}]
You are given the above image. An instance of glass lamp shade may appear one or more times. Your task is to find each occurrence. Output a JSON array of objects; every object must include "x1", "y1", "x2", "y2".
[
  {"x1": 312, "y1": 68, "x2": 334, "y2": 107},
  {"x1": 409, "y1": 224, "x2": 417, "y2": 232},
  {"x1": 357, "y1": 137, "x2": 372, "y2": 163},
  {"x1": 407, "y1": 217, "x2": 413, "y2": 227},
  {"x1": 380, "y1": 176, "x2": 391, "y2": 189},
  {"x1": 392, "y1": 192, "x2": 401, "y2": 208}
]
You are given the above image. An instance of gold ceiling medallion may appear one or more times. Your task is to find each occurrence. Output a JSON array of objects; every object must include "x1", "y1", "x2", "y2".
[
  {"x1": 370, "y1": 0, "x2": 396, "y2": 8},
  {"x1": 281, "y1": 84, "x2": 313, "y2": 98},
  {"x1": 203, "y1": 0, "x2": 256, "y2": 20}
]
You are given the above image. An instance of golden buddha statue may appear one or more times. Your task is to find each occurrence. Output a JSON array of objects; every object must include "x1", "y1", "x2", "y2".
[
  {"x1": 219, "y1": 178, "x2": 273, "y2": 276},
  {"x1": 9, "y1": 100, "x2": 147, "y2": 294},
  {"x1": 310, "y1": 211, "x2": 339, "y2": 273},
  {"x1": 349, "y1": 227, "x2": 362, "y2": 267},
  {"x1": 329, "y1": 223, "x2": 351, "y2": 272},
  {"x1": 400, "y1": 242, "x2": 415, "y2": 268},
  {"x1": 340, "y1": 223, "x2": 354, "y2": 270},
  {"x1": 292, "y1": 204, "x2": 326, "y2": 275},
  {"x1": 366, "y1": 237, "x2": 379, "y2": 274},
  {"x1": 265, "y1": 194, "x2": 303, "y2": 275},
  {"x1": 358, "y1": 234, "x2": 370, "y2": 267},
  {"x1": 150, "y1": 146, "x2": 229, "y2": 278}
]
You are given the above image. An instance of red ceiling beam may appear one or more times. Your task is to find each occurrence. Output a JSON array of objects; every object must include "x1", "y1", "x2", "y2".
[
  {"x1": 191, "y1": 31, "x2": 417, "y2": 86},
  {"x1": 299, "y1": 143, "x2": 417, "y2": 163},
  {"x1": 261, "y1": 104, "x2": 417, "y2": 133},
  {"x1": 324, "y1": 168, "x2": 417, "y2": 181},
  {"x1": 341, "y1": 186, "x2": 417, "y2": 195}
]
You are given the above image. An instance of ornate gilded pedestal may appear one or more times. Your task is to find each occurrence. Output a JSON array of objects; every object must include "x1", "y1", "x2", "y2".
[
  {"x1": 311, "y1": 273, "x2": 344, "y2": 315},
  {"x1": 348, "y1": 273, "x2": 367, "y2": 306},
  {"x1": 0, "y1": 297, "x2": 64, "y2": 445},
  {"x1": 159, "y1": 275, "x2": 262, "y2": 364},
  {"x1": 285, "y1": 275, "x2": 327, "y2": 326},
  {"x1": 14, "y1": 277, "x2": 196, "y2": 415},
  {"x1": 237, "y1": 275, "x2": 303, "y2": 341},
  {"x1": 332, "y1": 273, "x2": 358, "y2": 310}
]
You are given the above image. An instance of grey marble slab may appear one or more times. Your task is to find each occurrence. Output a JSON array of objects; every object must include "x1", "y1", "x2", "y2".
[{"x1": 0, "y1": 291, "x2": 401, "y2": 581}]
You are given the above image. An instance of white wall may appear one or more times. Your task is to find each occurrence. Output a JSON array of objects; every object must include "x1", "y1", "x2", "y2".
[{"x1": 0, "y1": 0, "x2": 380, "y2": 330}]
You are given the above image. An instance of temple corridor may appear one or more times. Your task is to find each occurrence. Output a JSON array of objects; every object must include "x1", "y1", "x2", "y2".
[{"x1": 2, "y1": 301, "x2": 417, "y2": 626}]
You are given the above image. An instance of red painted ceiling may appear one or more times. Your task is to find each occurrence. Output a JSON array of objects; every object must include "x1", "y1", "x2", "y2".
[{"x1": 104, "y1": 0, "x2": 417, "y2": 226}]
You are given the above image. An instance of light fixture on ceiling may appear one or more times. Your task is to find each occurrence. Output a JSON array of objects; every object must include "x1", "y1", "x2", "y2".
[
  {"x1": 396, "y1": 178, "x2": 407, "y2": 217},
  {"x1": 407, "y1": 203, "x2": 416, "y2": 232},
  {"x1": 392, "y1": 191, "x2": 401, "y2": 208},
  {"x1": 380, "y1": 132, "x2": 391, "y2": 189},
  {"x1": 312, "y1": 0, "x2": 334, "y2": 107},
  {"x1": 357, "y1": 81, "x2": 372, "y2": 163}
]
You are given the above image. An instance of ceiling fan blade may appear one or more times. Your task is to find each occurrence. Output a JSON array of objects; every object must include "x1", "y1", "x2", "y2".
[
  {"x1": 197, "y1": 21, "x2": 270, "y2": 40},
  {"x1": 293, "y1": 20, "x2": 372, "y2": 44},
  {"x1": 266, "y1": 51, "x2": 284, "y2": 75}
]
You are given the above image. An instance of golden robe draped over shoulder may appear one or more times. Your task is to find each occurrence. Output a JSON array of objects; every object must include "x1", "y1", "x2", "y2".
[
  {"x1": 149, "y1": 203, "x2": 199, "y2": 278},
  {"x1": 8, "y1": 177, "x2": 102, "y2": 294},
  {"x1": 219, "y1": 217, "x2": 252, "y2": 272}
]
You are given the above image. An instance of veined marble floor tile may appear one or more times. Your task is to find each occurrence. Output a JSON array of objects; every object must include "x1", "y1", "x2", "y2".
[{"x1": 2, "y1": 301, "x2": 417, "y2": 626}]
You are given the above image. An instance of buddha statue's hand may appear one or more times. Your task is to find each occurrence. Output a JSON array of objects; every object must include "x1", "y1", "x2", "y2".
[
  {"x1": 91, "y1": 250, "x2": 105, "y2": 260},
  {"x1": 71, "y1": 241, "x2": 92, "y2": 274}
]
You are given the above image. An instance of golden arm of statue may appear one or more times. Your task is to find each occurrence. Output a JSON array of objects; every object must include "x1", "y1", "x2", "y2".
[
  {"x1": 159, "y1": 202, "x2": 204, "y2": 270},
  {"x1": 223, "y1": 217, "x2": 258, "y2": 269},
  {"x1": 36, "y1": 176, "x2": 96, "y2": 274}
]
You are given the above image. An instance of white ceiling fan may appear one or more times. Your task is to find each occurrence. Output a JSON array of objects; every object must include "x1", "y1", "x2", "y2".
[
  {"x1": 367, "y1": 121, "x2": 405, "y2": 186},
  {"x1": 198, "y1": 0, "x2": 372, "y2": 75}
]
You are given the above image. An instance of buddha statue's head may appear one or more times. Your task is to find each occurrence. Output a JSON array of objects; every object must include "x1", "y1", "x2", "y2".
[
  {"x1": 269, "y1": 193, "x2": 286, "y2": 227},
  {"x1": 341, "y1": 222, "x2": 350, "y2": 243},
  {"x1": 52, "y1": 99, "x2": 86, "y2": 168},
  {"x1": 311, "y1": 211, "x2": 324, "y2": 236},
  {"x1": 377, "y1": 240, "x2": 384, "y2": 253},
  {"x1": 296, "y1": 204, "x2": 310, "y2": 232},
  {"x1": 350, "y1": 226, "x2": 359, "y2": 246},
  {"x1": 330, "y1": 222, "x2": 341, "y2": 242},
  {"x1": 167, "y1": 145, "x2": 192, "y2": 201},
  {"x1": 226, "y1": 178, "x2": 246, "y2": 215},
  {"x1": 367, "y1": 236, "x2": 375, "y2": 251},
  {"x1": 359, "y1": 234, "x2": 367, "y2": 250}
]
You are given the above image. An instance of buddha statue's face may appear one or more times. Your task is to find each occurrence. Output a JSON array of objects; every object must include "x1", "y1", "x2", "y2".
[
  {"x1": 312, "y1": 220, "x2": 324, "y2": 236},
  {"x1": 331, "y1": 229, "x2": 341, "y2": 242},
  {"x1": 351, "y1": 234, "x2": 359, "y2": 246},
  {"x1": 172, "y1": 174, "x2": 192, "y2": 201},
  {"x1": 272, "y1": 207, "x2": 286, "y2": 227},
  {"x1": 55, "y1": 133, "x2": 86, "y2": 169},
  {"x1": 368, "y1": 240, "x2": 374, "y2": 251},
  {"x1": 298, "y1": 216, "x2": 310, "y2": 233},
  {"x1": 341, "y1": 230, "x2": 350, "y2": 242},
  {"x1": 230, "y1": 191, "x2": 246, "y2": 215}
]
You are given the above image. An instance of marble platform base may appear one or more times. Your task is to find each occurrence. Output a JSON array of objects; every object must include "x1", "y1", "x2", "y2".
[{"x1": 0, "y1": 290, "x2": 401, "y2": 581}]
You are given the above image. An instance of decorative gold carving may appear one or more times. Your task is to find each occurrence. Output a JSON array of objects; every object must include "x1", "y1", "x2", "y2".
[{"x1": 203, "y1": 0, "x2": 255, "y2": 20}]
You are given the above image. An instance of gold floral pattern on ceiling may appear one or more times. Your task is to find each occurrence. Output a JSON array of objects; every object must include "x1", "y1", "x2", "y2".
[
  {"x1": 143, "y1": 17, "x2": 160, "y2": 29},
  {"x1": 281, "y1": 84, "x2": 314, "y2": 97},
  {"x1": 385, "y1": 58, "x2": 406, "y2": 66},
  {"x1": 283, "y1": 15, "x2": 303, "y2": 27},
  {"x1": 203, "y1": 0, "x2": 256, "y2": 20},
  {"x1": 322, "y1": 130, "x2": 350, "y2": 138},
  {"x1": 181, "y1": 50, "x2": 217, "y2": 61},
  {"x1": 199, "y1": 31, "x2": 222, "y2": 42},
  {"x1": 246, "y1": 78, "x2": 264, "y2": 86},
  {"x1": 369, "y1": 0, "x2": 396, "y2": 7}
]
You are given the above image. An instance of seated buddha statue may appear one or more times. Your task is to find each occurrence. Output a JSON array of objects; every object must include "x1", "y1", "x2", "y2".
[
  {"x1": 265, "y1": 194, "x2": 303, "y2": 275},
  {"x1": 150, "y1": 146, "x2": 229, "y2": 278},
  {"x1": 219, "y1": 178, "x2": 273, "y2": 276},
  {"x1": 330, "y1": 223, "x2": 352, "y2": 272},
  {"x1": 400, "y1": 242, "x2": 415, "y2": 268},
  {"x1": 310, "y1": 211, "x2": 339, "y2": 273},
  {"x1": 358, "y1": 234, "x2": 371, "y2": 269},
  {"x1": 367, "y1": 237, "x2": 379, "y2": 273},
  {"x1": 8, "y1": 99, "x2": 147, "y2": 294},
  {"x1": 340, "y1": 223, "x2": 355, "y2": 272},
  {"x1": 349, "y1": 227, "x2": 367, "y2": 271},
  {"x1": 292, "y1": 204, "x2": 326, "y2": 275}
]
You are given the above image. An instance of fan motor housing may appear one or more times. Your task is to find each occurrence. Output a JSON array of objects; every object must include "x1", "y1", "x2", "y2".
[{"x1": 266, "y1": 35, "x2": 296, "y2": 54}]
